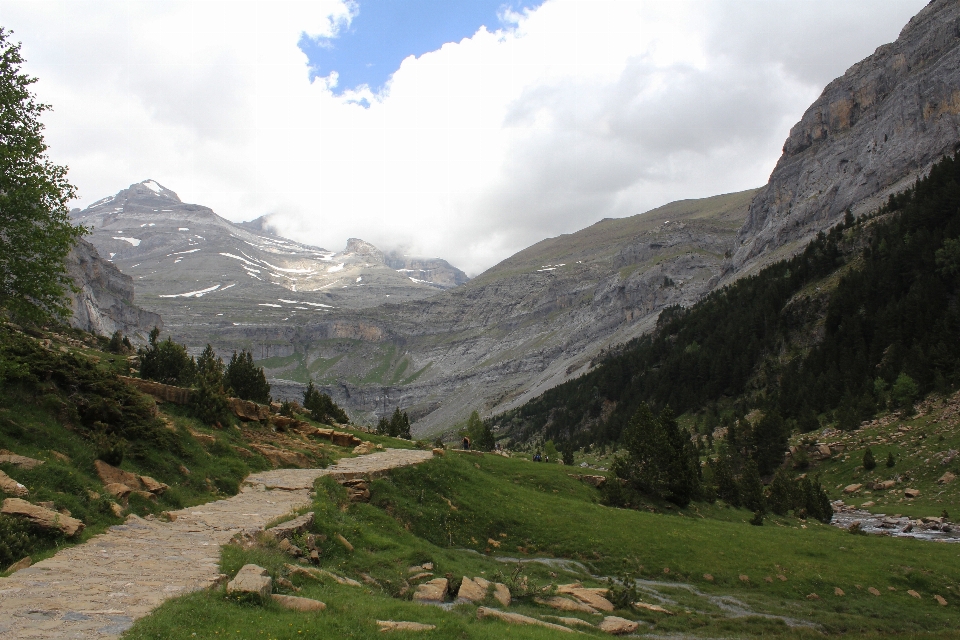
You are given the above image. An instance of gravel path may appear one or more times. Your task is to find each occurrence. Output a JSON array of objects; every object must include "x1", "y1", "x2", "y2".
[{"x1": 0, "y1": 449, "x2": 433, "y2": 639}]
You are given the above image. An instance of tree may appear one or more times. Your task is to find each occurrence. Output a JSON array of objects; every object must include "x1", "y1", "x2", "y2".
[
  {"x1": 561, "y1": 442, "x2": 575, "y2": 466},
  {"x1": 0, "y1": 29, "x2": 85, "y2": 324},
  {"x1": 191, "y1": 344, "x2": 229, "y2": 425},
  {"x1": 465, "y1": 410, "x2": 494, "y2": 451},
  {"x1": 889, "y1": 373, "x2": 919, "y2": 412},
  {"x1": 224, "y1": 350, "x2": 270, "y2": 403},
  {"x1": 753, "y1": 409, "x2": 790, "y2": 475},
  {"x1": 862, "y1": 448, "x2": 877, "y2": 471},
  {"x1": 138, "y1": 327, "x2": 195, "y2": 386},
  {"x1": 303, "y1": 380, "x2": 349, "y2": 425},
  {"x1": 886, "y1": 452, "x2": 896, "y2": 468}
]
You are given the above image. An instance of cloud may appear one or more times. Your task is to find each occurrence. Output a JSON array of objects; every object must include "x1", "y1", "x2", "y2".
[{"x1": 0, "y1": 0, "x2": 928, "y2": 275}]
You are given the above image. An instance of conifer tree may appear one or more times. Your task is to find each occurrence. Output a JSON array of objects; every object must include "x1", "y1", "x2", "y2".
[
  {"x1": 224, "y1": 350, "x2": 270, "y2": 403},
  {"x1": 138, "y1": 327, "x2": 196, "y2": 386},
  {"x1": 863, "y1": 448, "x2": 877, "y2": 471},
  {"x1": 191, "y1": 344, "x2": 229, "y2": 425},
  {"x1": 303, "y1": 380, "x2": 349, "y2": 425}
]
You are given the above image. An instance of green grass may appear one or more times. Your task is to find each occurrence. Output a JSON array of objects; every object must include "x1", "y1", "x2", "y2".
[{"x1": 124, "y1": 451, "x2": 960, "y2": 638}]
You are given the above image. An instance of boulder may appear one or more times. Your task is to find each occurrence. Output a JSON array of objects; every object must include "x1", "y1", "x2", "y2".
[
  {"x1": 868, "y1": 587, "x2": 881, "y2": 596},
  {"x1": 250, "y1": 444, "x2": 312, "y2": 468},
  {"x1": 341, "y1": 479, "x2": 371, "y2": 503},
  {"x1": 118, "y1": 376, "x2": 192, "y2": 404},
  {"x1": 317, "y1": 568, "x2": 362, "y2": 587},
  {"x1": 935, "y1": 595, "x2": 948, "y2": 606},
  {"x1": 227, "y1": 564, "x2": 272, "y2": 600},
  {"x1": 336, "y1": 533, "x2": 354, "y2": 552},
  {"x1": 227, "y1": 397, "x2": 271, "y2": 421},
  {"x1": 139, "y1": 475, "x2": 169, "y2": 495},
  {"x1": 834, "y1": 587, "x2": 845, "y2": 597},
  {"x1": 413, "y1": 578, "x2": 448, "y2": 603},
  {"x1": 5, "y1": 556, "x2": 31, "y2": 574},
  {"x1": 938, "y1": 471, "x2": 956, "y2": 485},
  {"x1": 816, "y1": 444, "x2": 832, "y2": 458},
  {"x1": 376, "y1": 621, "x2": 437, "y2": 632},
  {"x1": 904, "y1": 488, "x2": 921, "y2": 498},
  {"x1": 908, "y1": 589, "x2": 921, "y2": 599},
  {"x1": 633, "y1": 602, "x2": 672, "y2": 614},
  {"x1": 476, "y1": 607, "x2": 574, "y2": 633},
  {"x1": 535, "y1": 596, "x2": 598, "y2": 614},
  {"x1": 267, "y1": 512, "x2": 315, "y2": 541},
  {"x1": 0, "y1": 470, "x2": 29, "y2": 497},
  {"x1": 874, "y1": 480, "x2": 896, "y2": 490},
  {"x1": 352, "y1": 442, "x2": 377, "y2": 455},
  {"x1": 432, "y1": 448, "x2": 445, "y2": 456},
  {"x1": 0, "y1": 453, "x2": 43, "y2": 470},
  {"x1": 278, "y1": 539, "x2": 303, "y2": 557},
  {"x1": 270, "y1": 594, "x2": 326, "y2": 612},
  {"x1": 94, "y1": 460, "x2": 147, "y2": 492},
  {"x1": 558, "y1": 585, "x2": 614, "y2": 612},
  {"x1": 843, "y1": 484, "x2": 863, "y2": 494},
  {"x1": 331, "y1": 431, "x2": 362, "y2": 448},
  {"x1": 104, "y1": 483, "x2": 132, "y2": 499},
  {"x1": 598, "y1": 616, "x2": 639, "y2": 635},
  {"x1": 1, "y1": 498, "x2": 84, "y2": 536},
  {"x1": 456, "y1": 576, "x2": 486, "y2": 603},
  {"x1": 109, "y1": 502, "x2": 124, "y2": 517}
]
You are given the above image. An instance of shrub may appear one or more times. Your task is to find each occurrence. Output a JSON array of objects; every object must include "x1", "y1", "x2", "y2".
[
  {"x1": 224, "y1": 350, "x2": 270, "y2": 403},
  {"x1": 863, "y1": 448, "x2": 877, "y2": 471},
  {"x1": 890, "y1": 373, "x2": 919, "y2": 413}
]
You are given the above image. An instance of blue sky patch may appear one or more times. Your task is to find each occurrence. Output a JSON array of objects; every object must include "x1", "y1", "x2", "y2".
[{"x1": 300, "y1": 0, "x2": 543, "y2": 97}]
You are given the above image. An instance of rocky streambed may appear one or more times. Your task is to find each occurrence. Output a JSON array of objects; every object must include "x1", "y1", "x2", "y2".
[{"x1": 831, "y1": 502, "x2": 960, "y2": 542}]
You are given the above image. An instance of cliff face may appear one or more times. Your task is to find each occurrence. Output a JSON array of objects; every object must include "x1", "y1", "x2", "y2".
[
  {"x1": 66, "y1": 238, "x2": 162, "y2": 340},
  {"x1": 735, "y1": 0, "x2": 960, "y2": 271}
]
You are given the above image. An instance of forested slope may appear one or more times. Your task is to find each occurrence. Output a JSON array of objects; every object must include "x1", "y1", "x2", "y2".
[{"x1": 497, "y1": 154, "x2": 960, "y2": 448}]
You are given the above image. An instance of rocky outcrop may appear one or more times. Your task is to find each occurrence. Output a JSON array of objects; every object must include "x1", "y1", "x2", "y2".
[
  {"x1": 118, "y1": 376, "x2": 192, "y2": 404},
  {"x1": 735, "y1": 0, "x2": 960, "y2": 271},
  {"x1": 1, "y1": 498, "x2": 85, "y2": 536},
  {"x1": 226, "y1": 564, "x2": 272, "y2": 600},
  {"x1": 66, "y1": 238, "x2": 161, "y2": 340}
]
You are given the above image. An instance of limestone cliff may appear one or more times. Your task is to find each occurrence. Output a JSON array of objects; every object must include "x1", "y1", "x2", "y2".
[
  {"x1": 66, "y1": 238, "x2": 161, "y2": 340},
  {"x1": 735, "y1": 0, "x2": 960, "y2": 272}
]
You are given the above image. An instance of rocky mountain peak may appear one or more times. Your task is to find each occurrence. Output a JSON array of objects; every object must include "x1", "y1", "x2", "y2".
[
  {"x1": 734, "y1": 0, "x2": 960, "y2": 271},
  {"x1": 345, "y1": 238, "x2": 385, "y2": 263}
]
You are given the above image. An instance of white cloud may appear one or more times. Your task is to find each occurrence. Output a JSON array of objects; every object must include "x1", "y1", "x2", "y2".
[{"x1": 0, "y1": 0, "x2": 928, "y2": 275}]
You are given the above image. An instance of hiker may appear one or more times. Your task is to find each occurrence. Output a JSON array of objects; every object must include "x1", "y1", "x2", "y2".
[{"x1": 462, "y1": 436, "x2": 471, "y2": 450}]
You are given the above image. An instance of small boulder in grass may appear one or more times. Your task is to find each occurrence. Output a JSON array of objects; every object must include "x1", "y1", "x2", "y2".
[
  {"x1": 908, "y1": 590, "x2": 921, "y2": 599},
  {"x1": 935, "y1": 595, "x2": 948, "y2": 606},
  {"x1": 834, "y1": 587, "x2": 845, "y2": 597},
  {"x1": 702, "y1": 574, "x2": 714, "y2": 582},
  {"x1": 868, "y1": 587, "x2": 881, "y2": 596},
  {"x1": 227, "y1": 564, "x2": 272, "y2": 601},
  {"x1": 377, "y1": 621, "x2": 437, "y2": 632},
  {"x1": 270, "y1": 594, "x2": 325, "y2": 612},
  {"x1": 598, "y1": 616, "x2": 639, "y2": 635},
  {"x1": 806, "y1": 593, "x2": 820, "y2": 600}
]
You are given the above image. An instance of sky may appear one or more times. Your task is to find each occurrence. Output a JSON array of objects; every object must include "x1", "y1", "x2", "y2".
[{"x1": 0, "y1": 0, "x2": 929, "y2": 276}]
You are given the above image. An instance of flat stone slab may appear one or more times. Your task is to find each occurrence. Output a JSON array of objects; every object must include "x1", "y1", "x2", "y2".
[
  {"x1": 377, "y1": 620, "x2": 437, "y2": 631},
  {"x1": 227, "y1": 564, "x2": 272, "y2": 600},
  {"x1": 476, "y1": 607, "x2": 575, "y2": 633},
  {"x1": 271, "y1": 593, "x2": 325, "y2": 611},
  {"x1": 413, "y1": 578, "x2": 448, "y2": 603}
]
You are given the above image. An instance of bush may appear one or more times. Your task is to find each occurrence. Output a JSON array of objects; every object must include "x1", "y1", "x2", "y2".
[
  {"x1": 224, "y1": 350, "x2": 270, "y2": 403},
  {"x1": 863, "y1": 448, "x2": 877, "y2": 471},
  {"x1": 0, "y1": 514, "x2": 43, "y2": 569},
  {"x1": 303, "y1": 380, "x2": 349, "y2": 425},
  {"x1": 139, "y1": 327, "x2": 195, "y2": 386},
  {"x1": 886, "y1": 452, "x2": 896, "y2": 468},
  {"x1": 890, "y1": 373, "x2": 919, "y2": 413}
]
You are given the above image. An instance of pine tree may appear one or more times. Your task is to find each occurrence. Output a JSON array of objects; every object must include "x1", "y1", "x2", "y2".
[
  {"x1": 886, "y1": 452, "x2": 896, "y2": 468},
  {"x1": 0, "y1": 29, "x2": 84, "y2": 324},
  {"x1": 138, "y1": 327, "x2": 196, "y2": 386},
  {"x1": 389, "y1": 407, "x2": 412, "y2": 439},
  {"x1": 224, "y1": 350, "x2": 270, "y2": 403},
  {"x1": 191, "y1": 344, "x2": 229, "y2": 425},
  {"x1": 303, "y1": 380, "x2": 349, "y2": 425},
  {"x1": 739, "y1": 460, "x2": 765, "y2": 514},
  {"x1": 767, "y1": 468, "x2": 794, "y2": 516},
  {"x1": 863, "y1": 448, "x2": 877, "y2": 471}
]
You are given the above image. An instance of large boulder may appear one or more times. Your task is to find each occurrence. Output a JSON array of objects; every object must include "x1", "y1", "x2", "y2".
[
  {"x1": 94, "y1": 460, "x2": 167, "y2": 496},
  {"x1": 227, "y1": 564, "x2": 272, "y2": 600},
  {"x1": 0, "y1": 452, "x2": 43, "y2": 470},
  {"x1": 476, "y1": 607, "x2": 574, "y2": 633},
  {"x1": 413, "y1": 578, "x2": 448, "y2": 604},
  {"x1": 227, "y1": 398, "x2": 271, "y2": 421},
  {"x1": 250, "y1": 444, "x2": 312, "y2": 468},
  {"x1": 266, "y1": 512, "x2": 315, "y2": 541},
  {"x1": 270, "y1": 594, "x2": 325, "y2": 612},
  {"x1": 598, "y1": 616, "x2": 639, "y2": 635},
  {"x1": 0, "y1": 470, "x2": 28, "y2": 497},
  {"x1": 456, "y1": 577, "x2": 486, "y2": 603},
  {"x1": 1, "y1": 498, "x2": 84, "y2": 536},
  {"x1": 558, "y1": 585, "x2": 614, "y2": 612}
]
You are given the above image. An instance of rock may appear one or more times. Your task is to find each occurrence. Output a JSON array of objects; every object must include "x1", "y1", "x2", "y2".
[
  {"x1": 336, "y1": 533, "x2": 354, "y2": 552},
  {"x1": 131, "y1": 490, "x2": 157, "y2": 502},
  {"x1": 422, "y1": 562, "x2": 434, "y2": 571},
  {"x1": 904, "y1": 488, "x2": 921, "y2": 498},
  {"x1": 409, "y1": 572, "x2": 433, "y2": 582},
  {"x1": 908, "y1": 590, "x2": 921, "y2": 599},
  {"x1": 935, "y1": 595, "x2": 948, "y2": 606},
  {"x1": 432, "y1": 448, "x2": 445, "y2": 456},
  {"x1": 938, "y1": 471, "x2": 956, "y2": 485},
  {"x1": 191, "y1": 432, "x2": 216, "y2": 446},
  {"x1": 456, "y1": 576, "x2": 486, "y2": 603},
  {"x1": 413, "y1": 578, "x2": 448, "y2": 604},
  {"x1": 868, "y1": 587, "x2": 881, "y2": 596},
  {"x1": 109, "y1": 502, "x2": 124, "y2": 517},
  {"x1": 279, "y1": 539, "x2": 303, "y2": 557},
  {"x1": 0, "y1": 470, "x2": 29, "y2": 497},
  {"x1": 557, "y1": 585, "x2": 614, "y2": 612},
  {"x1": 104, "y1": 483, "x2": 132, "y2": 499},
  {"x1": 861, "y1": 501, "x2": 875, "y2": 508},
  {"x1": 734, "y1": 1, "x2": 960, "y2": 274},
  {"x1": 267, "y1": 512, "x2": 315, "y2": 541},
  {"x1": 834, "y1": 587, "x2": 845, "y2": 597},
  {"x1": 49, "y1": 450, "x2": 70, "y2": 463},
  {"x1": 806, "y1": 593, "x2": 820, "y2": 600},
  {"x1": 739, "y1": 574, "x2": 749, "y2": 582},
  {"x1": 227, "y1": 397, "x2": 271, "y2": 421},
  {"x1": 341, "y1": 479, "x2": 371, "y2": 503},
  {"x1": 703, "y1": 574, "x2": 714, "y2": 581},
  {"x1": 598, "y1": 616, "x2": 639, "y2": 635},
  {"x1": 285, "y1": 564, "x2": 320, "y2": 581},
  {"x1": 493, "y1": 582, "x2": 511, "y2": 607},
  {"x1": 0, "y1": 453, "x2": 43, "y2": 470},
  {"x1": 139, "y1": 475, "x2": 168, "y2": 495},
  {"x1": 250, "y1": 444, "x2": 312, "y2": 468},
  {"x1": 226, "y1": 564, "x2": 272, "y2": 600},
  {"x1": 634, "y1": 602, "x2": 672, "y2": 614},
  {"x1": 178, "y1": 464, "x2": 191, "y2": 476},
  {"x1": 535, "y1": 596, "x2": 598, "y2": 614},
  {"x1": 874, "y1": 480, "x2": 896, "y2": 490},
  {"x1": 476, "y1": 607, "x2": 574, "y2": 633},
  {"x1": 270, "y1": 594, "x2": 325, "y2": 612},
  {"x1": 376, "y1": 621, "x2": 437, "y2": 632},
  {"x1": 317, "y1": 569, "x2": 362, "y2": 587},
  {"x1": 275, "y1": 576, "x2": 300, "y2": 592},
  {"x1": 817, "y1": 445, "x2": 832, "y2": 458},
  {"x1": 545, "y1": 616, "x2": 595, "y2": 629},
  {"x1": 1, "y1": 498, "x2": 85, "y2": 536},
  {"x1": 94, "y1": 460, "x2": 143, "y2": 490},
  {"x1": 5, "y1": 556, "x2": 31, "y2": 574},
  {"x1": 331, "y1": 431, "x2": 362, "y2": 448},
  {"x1": 843, "y1": 484, "x2": 863, "y2": 494},
  {"x1": 579, "y1": 475, "x2": 607, "y2": 488},
  {"x1": 353, "y1": 441, "x2": 377, "y2": 455}
]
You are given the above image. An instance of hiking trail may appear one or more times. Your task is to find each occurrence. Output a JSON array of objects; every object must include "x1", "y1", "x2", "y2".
[{"x1": 0, "y1": 449, "x2": 433, "y2": 639}]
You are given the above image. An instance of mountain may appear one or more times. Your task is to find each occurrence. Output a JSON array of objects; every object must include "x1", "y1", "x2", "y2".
[
  {"x1": 72, "y1": 180, "x2": 467, "y2": 352},
  {"x1": 246, "y1": 189, "x2": 755, "y2": 433},
  {"x1": 734, "y1": 0, "x2": 960, "y2": 275},
  {"x1": 65, "y1": 238, "x2": 161, "y2": 340}
]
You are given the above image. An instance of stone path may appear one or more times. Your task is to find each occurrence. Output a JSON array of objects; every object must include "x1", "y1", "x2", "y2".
[{"x1": 0, "y1": 449, "x2": 434, "y2": 639}]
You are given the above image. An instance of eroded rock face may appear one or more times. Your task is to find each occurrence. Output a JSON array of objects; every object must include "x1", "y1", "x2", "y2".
[
  {"x1": 66, "y1": 238, "x2": 161, "y2": 341},
  {"x1": 1, "y1": 498, "x2": 85, "y2": 537},
  {"x1": 226, "y1": 564, "x2": 272, "y2": 600},
  {"x1": 735, "y1": 0, "x2": 960, "y2": 272}
]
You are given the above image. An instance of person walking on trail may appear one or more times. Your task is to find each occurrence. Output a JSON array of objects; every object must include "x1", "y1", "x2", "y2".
[{"x1": 462, "y1": 436, "x2": 471, "y2": 450}]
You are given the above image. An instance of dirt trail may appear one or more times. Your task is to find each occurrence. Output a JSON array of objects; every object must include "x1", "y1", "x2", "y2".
[{"x1": 0, "y1": 448, "x2": 433, "y2": 639}]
